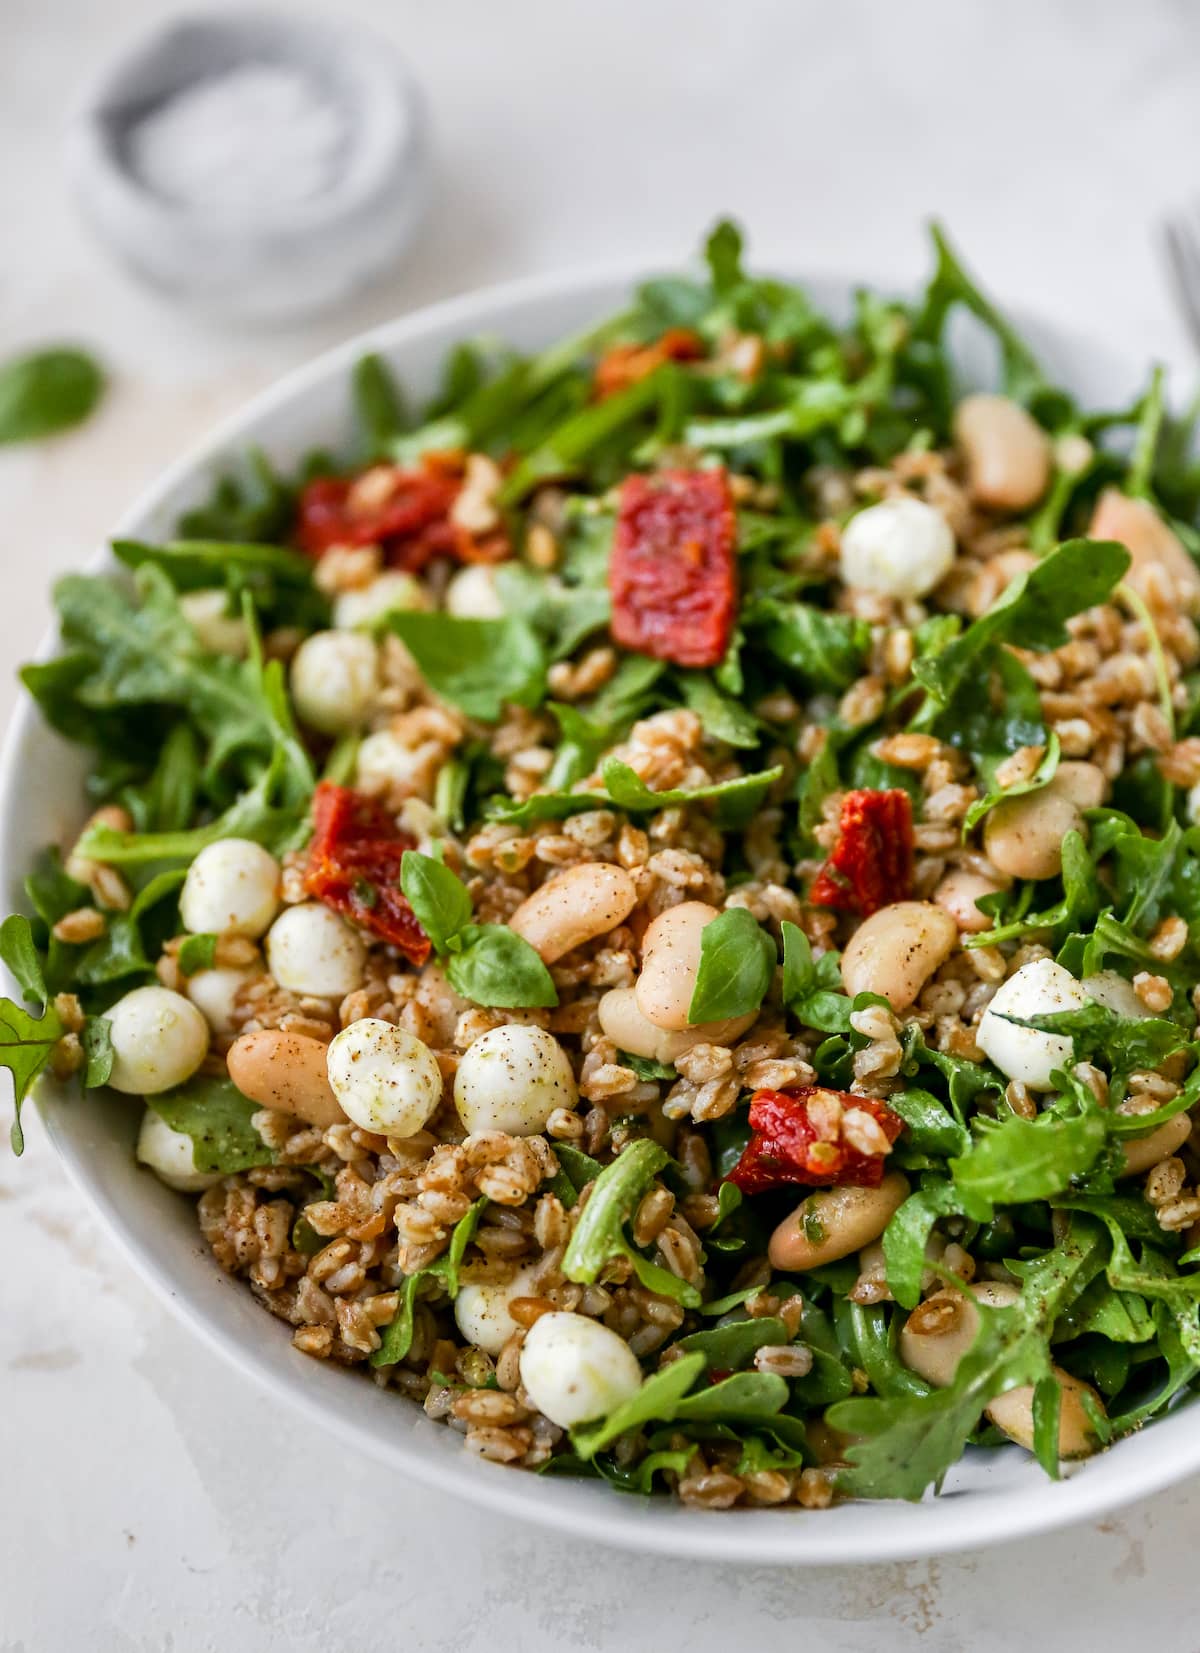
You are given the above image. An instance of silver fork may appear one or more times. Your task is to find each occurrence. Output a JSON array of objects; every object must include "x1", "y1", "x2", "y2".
[{"x1": 1163, "y1": 209, "x2": 1200, "y2": 349}]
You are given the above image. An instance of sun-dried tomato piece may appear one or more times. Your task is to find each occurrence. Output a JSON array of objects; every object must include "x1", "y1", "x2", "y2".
[
  {"x1": 725, "y1": 1087, "x2": 903, "y2": 1196},
  {"x1": 609, "y1": 468, "x2": 738, "y2": 669},
  {"x1": 808, "y1": 788, "x2": 914, "y2": 917},
  {"x1": 304, "y1": 781, "x2": 431, "y2": 965},
  {"x1": 294, "y1": 455, "x2": 508, "y2": 570},
  {"x1": 593, "y1": 328, "x2": 703, "y2": 400}
]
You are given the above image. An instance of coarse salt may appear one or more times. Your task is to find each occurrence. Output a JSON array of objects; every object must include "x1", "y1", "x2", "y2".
[{"x1": 126, "y1": 63, "x2": 347, "y2": 213}]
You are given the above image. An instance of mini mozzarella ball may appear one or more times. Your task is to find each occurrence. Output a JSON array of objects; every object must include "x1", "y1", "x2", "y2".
[
  {"x1": 107, "y1": 986, "x2": 210, "y2": 1096},
  {"x1": 326, "y1": 1018, "x2": 443, "y2": 1136},
  {"x1": 1082, "y1": 970, "x2": 1149, "y2": 1021},
  {"x1": 289, "y1": 629, "x2": 379, "y2": 735},
  {"x1": 179, "y1": 588, "x2": 250, "y2": 657},
  {"x1": 454, "y1": 1265, "x2": 536, "y2": 1355},
  {"x1": 355, "y1": 728, "x2": 427, "y2": 796},
  {"x1": 454, "y1": 1024, "x2": 577, "y2": 1137},
  {"x1": 265, "y1": 902, "x2": 366, "y2": 998},
  {"x1": 179, "y1": 838, "x2": 281, "y2": 939},
  {"x1": 136, "y1": 1108, "x2": 221, "y2": 1193},
  {"x1": 445, "y1": 563, "x2": 506, "y2": 620},
  {"x1": 519, "y1": 1311, "x2": 643, "y2": 1428},
  {"x1": 333, "y1": 571, "x2": 431, "y2": 629},
  {"x1": 840, "y1": 496, "x2": 956, "y2": 600},
  {"x1": 976, "y1": 958, "x2": 1087, "y2": 1091},
  {"x1": 186, "y1": 967, "x2": 253, "y2": 1036}
]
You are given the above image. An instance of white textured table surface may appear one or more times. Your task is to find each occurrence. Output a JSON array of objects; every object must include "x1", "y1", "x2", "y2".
[{"x1": 4, "y1": 1, "x2": 1200, "y2": 1647}]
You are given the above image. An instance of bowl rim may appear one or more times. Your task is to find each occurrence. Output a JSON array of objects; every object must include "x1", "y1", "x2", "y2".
[{"x1": 5, "y1": 255, "x2": 1198, "y2": 1565}]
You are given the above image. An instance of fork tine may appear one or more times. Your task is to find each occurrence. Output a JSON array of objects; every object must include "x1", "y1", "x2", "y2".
[{"x1": 1163, "y1": 216, "x2": 1200, "y2": 352}]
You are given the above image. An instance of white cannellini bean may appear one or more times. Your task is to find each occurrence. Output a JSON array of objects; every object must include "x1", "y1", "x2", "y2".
[
  {"x1": 986, "y1": 1368, "x2": 1102, "y2": 1459},
  {"x1": 454, "y1": 1023, "x2": 577, "y2": 1136},
  {"x1": 953, "y1": 393, "x2": 1052, "y2": 512},
  {"x1": 325, "y1": 1017, "x2": 443, "y2": 1137},
  {"x1": 1120, "y1": 1114, "x2": 1193, "y2": 1177},
  {"x1": 597, "y1": 986, "x2": 756, "y2": 1063},
  {"x1": 768, "y1": 1174, "x2": 911, "y2": 1271},
  {"x1": 107, "y1": 986, "x2": 210, "y2": 1095},
  {"x1": 289, "y1": 630, "x2": 379, "y2": 734},
  {"x1": 635, "y1": 900, "x2": 719, "y2": 1032},
  {"x1": 838, "y1": 901, "x2": 957, "y2": 1012},
  {"x1": 1080, "y1": 970, "x2": 1149, "y2": 1022},
  {"x1": 508, "y1": 863, "x2": 638, "y2": 964},
  {"x1": 518, "y1": 1310, "x2": 643, "y2": 1428},
  {"x1": 976, "y1": 958, "x2": 1085, "y2": 1090},
  {"x1": 265, "y1": 902, "x2": 366, "y2": 998},
  {"x1": 179, "y1": 588, "x2": 250, "y2": 657},
  {"x1": 900, "y1": 1282, "x2": 1019, "y2": 1387},
  {"x1": 454, "y1": 1265, "x2": 538, "y2": 1355},
  {"x1": 179, "y1": 837, "x2": 281, "y2": 938},
  {"x1": 226, "y1": 1030, "x2": 346, "y2": 1128},
  {"x1": 983, "y1": 761, "x2": 1105, "y2": 882},
  {"x1": 1089, "y1": 488, "x2": 1200, "y2": 612},
  {"x1": 334, "y1": 570, "x2": 431, "y2": 629},
  {"x1": 186, "y1": 966, "x2": 254, "y2": 1035},
  {"x1": 136, "y1": 1108, "x2": 222, "y2": 1193},
  {"x1": 839, "y1": 496, "x2": 956, "y2": 600},
  {"x1": 445, "y1": 563, "x2": 506, "y2": 620},
  {"x1": 933, "y1": 867, "x2": 1007, "y2": 934}
]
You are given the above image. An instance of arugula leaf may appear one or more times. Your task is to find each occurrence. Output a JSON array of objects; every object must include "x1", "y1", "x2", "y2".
[
  {"x1": 0, "y1": 346, "x2": 105, "y2": 443},
  {"x1": 948, "y1": 1110, "x2": 1109, "y2": 1223},
  {"x1": 486, "y1": 760, "x2": 783, "y2": 830},
  {"x1": 148, "y1": 1076, "x2": 273, "y2": 1174},
  {"x1": 1002, "y1": 1001, "x2": 1191, "y2": 1083},
  {"x1": 750, "y1": 599, "x2": 872, "y2": 693},
  {"x1": 618, "y1": 1052, "x2": 677, "y2": 1082},
  {"x1": 687, "y1": 907, "x2": 775, "y2": 1024},
  {"x1": 562, "y1": 1139, "x2": 701, "y2": 1308},
  {"x1": 571, "y1": 1354, "x2": 705, "y2": 1458},
  {"x1": 833, "y1": 1216, "x2": 1106, "y2": 1499},
  {"x1": 883, "y1": 1182, "x2": 959, "y2": 1309},
  {"x1": 494, "y1": 565, "x2": 611, "y2": 661},
  {"x1": 81, "y1": 1016, "x2": 114, "y2": 1087},
  {"x1": 353, "y1": 352, "x2": 407, "y2": 455},
  {"x1": 387, "y1": 612, "x2": 546, "y2": 721},
  {"x1": 0, "y1": 915, "x2": 66, "y2": 1154},
  {"x1": 675, "y1": 671, "x2": 762, "y2": 748},
  {"x1": 913, "y1": 539, "x2": 1130, "y2": 710},
  {"x1": 371, "y1": 1199, "x2": 487, "y2": 1368}
]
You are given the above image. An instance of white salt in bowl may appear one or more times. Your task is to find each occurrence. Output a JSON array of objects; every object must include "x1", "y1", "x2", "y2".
[
  {"x1": 65, "y1": 9, "x2": 429, "y2": 322},
  {"x1": 4, "y1": 261, "x2": 1199, "y2": 1563}
]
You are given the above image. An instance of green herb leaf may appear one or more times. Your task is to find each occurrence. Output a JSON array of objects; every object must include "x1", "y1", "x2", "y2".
[
  {"x1": 0, "y1": 915, "x2": 65, "y2": 1154},
  {"x1": 177, "y1": 933, "x2": 218, "y2": 976},
  {"x1": 148, "y1": 1076, "x2": 273, "y2": 1175},
  {"x1": 371, "y1": 1199, "x2": 487, "y2": 1367},
  {"x1": 444, "y1": 925, "x2": 558, "y2": 1009},
  {"x1": 81, "y1": 1016, "x2": 114, "y2": 1087},
  {"x1": 399, "y1": 849, "x2": 473, "y2": 956},
  {"x1": 949, "y1": 1110, "x2": 1109, "y2": 1224},
  {"x1": 0, "y1": 346, "x2": 105, "y2": 444},
  {"x1": 687, "y1": 906, "x2": 775, "y2": 1024},
  {"x1": 387, "y1": 612, "x2": 546, "y2": 722},
  {"x1": 562, "y1": 1139, "x2": 701, "y2": 1308}
]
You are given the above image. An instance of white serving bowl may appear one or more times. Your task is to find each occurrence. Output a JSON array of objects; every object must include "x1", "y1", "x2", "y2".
[{"x1": 3, "y1": 264, "x2": 1195, "y2": 1564}]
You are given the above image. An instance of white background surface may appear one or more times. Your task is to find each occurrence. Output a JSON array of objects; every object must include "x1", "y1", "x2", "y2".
[{"x1": 4, "y1": 1, "x2": 1200, "y2": 1647}]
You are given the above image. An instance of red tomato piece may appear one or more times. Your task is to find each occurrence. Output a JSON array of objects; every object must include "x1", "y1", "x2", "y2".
[
  {"x1": 725, "y1": 1087, "x2": 903, "y2": 1196},
  {"x1": 808, "y1": 788, "x2": 914, "y2": 917},
  {"x1": 593, "y1": 328, "x2": 703, "y2": 400},
  {"x1": 304, "y1": 781, "x2": 431, "y2": 965},
  {"x1": 294, "y1": 455, "x2": 508, "y2": 571},
  {"x1": 609, "y1": 468, "x2": 738, "y2": 669}
]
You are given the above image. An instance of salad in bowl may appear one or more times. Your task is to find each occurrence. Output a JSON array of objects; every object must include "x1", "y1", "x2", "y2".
[{"x1": 6, "y1": 222, "x2": 1200, "y2": 1513}]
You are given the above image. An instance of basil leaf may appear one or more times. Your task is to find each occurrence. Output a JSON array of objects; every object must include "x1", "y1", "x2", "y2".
[
  {"x1": 687, "y1": 907, "x2": 775, "y2": 1023},
  {"x1": 148, "y1": 1076, "x2": 273, "y2": 1174},
  {"x1": 0, "y1": 346, "x2": 105, "y2": 443},
  {"x1": 444, "y1": 925, "x2": 558, "y2": 1009},
  {"x1": 387, "y1": 612, "x2": 546, "y2": 721},
  {"x1": 399, "y1": 849, "x2": 472, "y2": 955}
]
